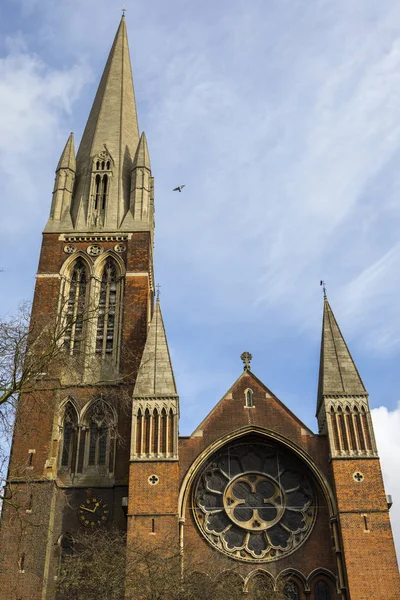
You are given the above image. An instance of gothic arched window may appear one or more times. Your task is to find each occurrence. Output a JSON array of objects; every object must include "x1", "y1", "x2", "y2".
[
  {"x1": 64, "y1": 258, "x2": 88, "y2": 354},
  {"x1": 60, "y1": 403, "x2": 78, "y2": 472},
  {"x1": 84, "y1": 401, "x2": 116, "y2": 473},
  {"x1": 96, "y1": 258, "x2": 119, "y2": 357},
  {"x1": 314, "y1": 580, "x2": 331, "y2": 600},
  {"x1": 245, "y1": 389, "x2": 254, "y2": 408}
]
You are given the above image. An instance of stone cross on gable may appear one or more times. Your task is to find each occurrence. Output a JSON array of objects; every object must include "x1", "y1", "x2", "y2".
[{"x1": 240, "y1": 352, "x2": 253, "y2": 371}]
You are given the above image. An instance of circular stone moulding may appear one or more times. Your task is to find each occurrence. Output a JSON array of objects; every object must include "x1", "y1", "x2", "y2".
[
  {"x1": 193, "y1": 441, "x2": 317, "y2": 562},
  {"x1": 87, "y1": 244, "x2": 104, "y2": 256}
]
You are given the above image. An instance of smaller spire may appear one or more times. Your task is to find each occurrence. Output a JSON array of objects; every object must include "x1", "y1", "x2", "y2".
[
  {"x1": 45, "y1": 133, "x2": 76, "y2": 228},
  {"x1": 56, "y1": 132, "x2": 76, "y2": 172},
  {"x1": 133, "y1": 301, "x2": 178, "y2": 397},
  {"x1": 317, "y1": 295, "x2": 367, "y2": 413},
  {"x1": 133, "y1": 132, "x2": 151, "y2": 170}
]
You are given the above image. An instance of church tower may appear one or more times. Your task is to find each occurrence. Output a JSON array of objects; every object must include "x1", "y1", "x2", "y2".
[
  {"x1": 317, "y1": 294, "x2": 399, "y2": 599},
  {"x1": 0, "y1": 16, "x2": 155, "y2": 600}
]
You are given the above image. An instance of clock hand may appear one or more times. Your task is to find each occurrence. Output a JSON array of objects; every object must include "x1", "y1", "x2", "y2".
[{"x1": 80, "y1": 503, "x2": 100, "y2": 514}]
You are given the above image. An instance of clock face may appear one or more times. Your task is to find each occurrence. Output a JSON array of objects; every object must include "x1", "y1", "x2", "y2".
[{"x1": 78, "y1": 497, "x2": 110, "y2": 528}]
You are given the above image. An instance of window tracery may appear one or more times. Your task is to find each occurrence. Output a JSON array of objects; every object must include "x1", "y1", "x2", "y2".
[
  {"x1": 63, "y1": 258, "x2": 88, "y2": 354},
  {"x1": 85, "y1": 401, "x2": 115, "y2": 471},
  {"x1": 96, "y1": 258, "x2": 119, "y2": 357},
  {"x1": 193, "y1": 440, "x2": 316, "y2": 562}
]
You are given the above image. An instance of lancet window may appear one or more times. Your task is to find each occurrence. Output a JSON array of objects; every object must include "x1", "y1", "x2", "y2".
[
  {"x1": 63, "y1": 258, "x2": 88, "y2": 354},
  {"x1": 245, "y1": 388, "x2": 254, "y2": 408},
  {"x1": 60, "y1": 403, "x2": 78, "y2": 472},
  {"x1": 314, "y1": 580, "x2": 331, "y2": 600},
  {"x1": 96, "y1": 258, "x2": 119, "y2": 357},
  {"x1": 85, "y1": 401, "x2": 115, "y2": 472}
]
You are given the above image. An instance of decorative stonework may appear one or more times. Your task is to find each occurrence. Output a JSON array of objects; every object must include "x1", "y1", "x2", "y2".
[
  {"x1": 87, "y1": 244, "x2": 104, "y2": 256},
  {"x1": 148, "y1": 474, "x2": 159, "y2": 485},
  {"x1": 63, "y1": 244, "x2": 76, "y2": 254},
  {"x1": 353, "y1": 472, "x2": 364, "y2": 483},
  {"x1": 193, "y1": 441, "x2": 316, "y2": 562},
  {"x1": 114, "y1": 243, "x2": 126, "y2": 252},
  {"x1": 60, "y1": 234, "x2": 131, "y2": 242}
]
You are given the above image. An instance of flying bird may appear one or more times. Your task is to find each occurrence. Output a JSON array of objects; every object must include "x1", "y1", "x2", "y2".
[{"x1": 173, "y1": 185, "x2": 185, "y2": 192}]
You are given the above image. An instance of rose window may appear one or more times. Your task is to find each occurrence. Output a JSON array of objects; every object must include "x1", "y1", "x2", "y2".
[{"x1": 193, "y1": 441, "x2": 316, "y2": 562}]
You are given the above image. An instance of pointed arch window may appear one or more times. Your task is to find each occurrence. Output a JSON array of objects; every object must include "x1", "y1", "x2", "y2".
[
  {"x1": 84, "y1": 401, "x2": 116, "y2": 473},
  {"x1": 314, "y1": 581, "x2": 331, "y2": 600},
  {"x1": 60, "y1": 403, "x2": 78, "y2": 471},
  {"x1": 64, "y1": 258, "x2": 88, "y2": 354},
  {"x1": 245, "y1": 389, "x2": 254, "y2": 408},
  {"x1": 96, "y1": 258, "x2": 119, "y2": 357}
]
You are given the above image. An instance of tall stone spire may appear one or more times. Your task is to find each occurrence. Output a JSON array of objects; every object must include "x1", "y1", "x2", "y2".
[
  {"x1": 72, "y1": 15, "x2": 140, "y2": 231},
  {"x1": 317, "y1": 295, "x2": 367, "y2": 413}
]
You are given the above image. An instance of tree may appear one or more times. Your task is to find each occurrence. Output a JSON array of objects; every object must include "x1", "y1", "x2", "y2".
[
  {"x1": 0, "y1": 295, "x2": 144, "y2": 514},
  {"x1": 56, "y1": 527, "x2": 293, "y2": 600}
]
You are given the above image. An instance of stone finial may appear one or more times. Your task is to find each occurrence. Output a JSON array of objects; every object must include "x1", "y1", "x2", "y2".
[{"x1": 240, "y1": 352, "x2": 252, "y2": 371}]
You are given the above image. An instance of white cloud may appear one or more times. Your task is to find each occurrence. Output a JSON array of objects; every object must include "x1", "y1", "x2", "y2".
[
  {"x1": 0, "y1": 41, "x2": 91, "y2": 237},
  {"x1": 371, "y1": 403, "x2": 400, "y2": 562}
]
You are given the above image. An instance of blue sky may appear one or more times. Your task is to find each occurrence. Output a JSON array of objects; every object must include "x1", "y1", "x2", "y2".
[{"x1": 0, "y1": 0, "x2": 399, "y2": 557}]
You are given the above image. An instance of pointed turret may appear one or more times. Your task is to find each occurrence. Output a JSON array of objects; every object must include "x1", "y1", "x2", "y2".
[
  {"x1": 72, "y1": 16, "x2": 140, "y2": 230},
  {"x1": 133, "y1": 131, "x2": 151, "y2": 170},
  {"x1": 124, "y1": 131, "x2": 154, "y2": 226},
  {"x1": 134, "y1": 299, "x2": 177, "y2": 397},
  {"x1": 57, "y1": 132, "x2": 76, "y2": 171},
  {"x1": 316, "y1": 295, "x2": 376, "y2": 457},
  {"x1": 131, "y1": 299, "x2": 179, "y2": 460},
  {"x1": 46, "y1": 132, "x2": 76, "y2": 228}
]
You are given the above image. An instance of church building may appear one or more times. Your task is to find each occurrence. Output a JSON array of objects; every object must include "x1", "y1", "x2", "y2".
[{"x1": 0, "y1": 16, "x2": 398, "y2": 600}]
